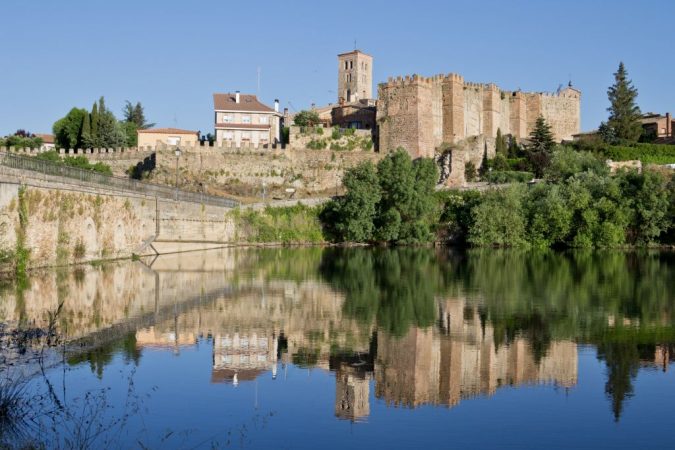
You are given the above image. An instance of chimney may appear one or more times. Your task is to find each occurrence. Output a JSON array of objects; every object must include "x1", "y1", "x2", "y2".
[
  {"x1": 274, "y1": 99, "x2": 279, "y2": 113},
  {"x1": 235, "y1": 91, "x2": 240, "y2": 103},
  {"x1": 667, "y1": 112, "x2": 671, "y2": 137}
]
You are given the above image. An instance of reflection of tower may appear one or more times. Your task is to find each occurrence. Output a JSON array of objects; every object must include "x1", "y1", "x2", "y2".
[{"x1": 335, "y1": 370, "x2": 370, "y2": 421}]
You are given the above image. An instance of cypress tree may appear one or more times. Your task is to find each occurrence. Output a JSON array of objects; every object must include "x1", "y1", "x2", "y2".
[
  {"x1": 81, "y1": 112, "x2": 92, "y2": 148},
  {"x1": 90, "y1": 102, "x2": 99, "y2": 147},
  {"x1": 495, "y1": 128, "x2": 507, "y2": 155},
  {"x1": 607, "y1": 62, "x2": 642, "y2": 142}
]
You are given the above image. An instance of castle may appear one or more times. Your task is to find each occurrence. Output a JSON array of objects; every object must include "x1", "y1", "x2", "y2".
[{"x1": 376, "y1": 73, "x2": 581, "y2": 158}]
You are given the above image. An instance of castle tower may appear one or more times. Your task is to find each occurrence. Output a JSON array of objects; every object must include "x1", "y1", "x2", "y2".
[{"x1": 337, "y1": 50, "x2": 373, "y2": 103}]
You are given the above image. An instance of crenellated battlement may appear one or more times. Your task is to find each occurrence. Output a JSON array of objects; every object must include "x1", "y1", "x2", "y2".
[{"x1": 377, "y1": 69, "x2": 581, "y2": 169}]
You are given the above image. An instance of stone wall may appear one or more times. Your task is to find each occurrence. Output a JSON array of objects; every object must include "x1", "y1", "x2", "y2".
[
  {"x1": 152, "y1": 145, "x2": 384, "y2": 195},
  {"x1": 376, "y1": 73, "x2": 581, "y2": 158},
  {"x1": 0, "y1": 171, "x2": 249, "y2": 270}
]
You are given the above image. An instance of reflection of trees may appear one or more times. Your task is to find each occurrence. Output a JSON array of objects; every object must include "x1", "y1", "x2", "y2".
[
  {"x1": 67, "y1": 333, "x2": 141, "y2": 378},
  {"x1": 320, "y1": 248, "x2": 441, "y2": 336},
  {"x1": 320, "y1": 247, "x2": 675, "y2": 420}
]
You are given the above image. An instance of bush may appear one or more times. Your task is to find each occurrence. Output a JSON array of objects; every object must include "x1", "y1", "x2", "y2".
[
  {"x1": 35, "y1": 151, "x2": 112, "y2": 175},
  {"x1": 468, "y1": 186, "x2": 529, "y2": 247},
  {"x1": 545, "y1": 147, "x2": 607, "y2": 182},
  {"x1": 486, "y1": 171, "x2": 533, "y2": 184},
  {"x1": 293, "y1": 110, "x2": 320, "y2": 127}
]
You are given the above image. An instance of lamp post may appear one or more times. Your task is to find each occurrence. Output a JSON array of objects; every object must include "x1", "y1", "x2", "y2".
[{"x1": 174, "y1": 147, "x2": 181, "y2": 200}]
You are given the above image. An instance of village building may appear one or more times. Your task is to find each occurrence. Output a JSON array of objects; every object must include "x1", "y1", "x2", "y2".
[
  {"x1": 35, "y1": 133, "x2": 55, "y2": 151},
  {"x1": 137, "y1": 127, "x2": 200, "y2": 147},
  {"x1": 213, "y1": 92, "x2": 282, "y2": 147},
  {"x1": 640, "y1": 112, "x2": 674, "y2": 142}
]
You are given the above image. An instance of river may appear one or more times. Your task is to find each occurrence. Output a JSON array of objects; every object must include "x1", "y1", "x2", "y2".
[{"x1": 1, "y1": 247, "x2": 674, "y2": 449}]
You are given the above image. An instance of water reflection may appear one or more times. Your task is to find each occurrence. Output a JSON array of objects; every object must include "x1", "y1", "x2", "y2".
[{"x1": 1, "y1": 247, "x2": 675, "y2": 447}]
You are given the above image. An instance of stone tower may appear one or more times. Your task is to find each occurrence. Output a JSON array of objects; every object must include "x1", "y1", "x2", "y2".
[{"x1": 337, "y1": 50, "x2": 373, "y2": 103}]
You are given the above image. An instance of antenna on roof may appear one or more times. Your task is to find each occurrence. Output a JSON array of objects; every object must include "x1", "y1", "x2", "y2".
[
  {"x1": 568, "y1": 73, "x2": 572, "y2": 87},
  {"x1": 354, "y1": 39, "x2": 357, "y2": 50},
  {"x1": 257, "y1": 67, "x2": 261, "y2": 96}
]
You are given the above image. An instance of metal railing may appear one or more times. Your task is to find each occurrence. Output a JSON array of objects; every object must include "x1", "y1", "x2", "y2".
[{"x1": 0, "y1": 151, "x2": 240, "y2": 208}]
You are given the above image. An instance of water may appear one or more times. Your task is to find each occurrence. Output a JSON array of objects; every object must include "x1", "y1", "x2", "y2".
[{"x1": 1, "y1": 248, "x2": 674, "y2": 449}]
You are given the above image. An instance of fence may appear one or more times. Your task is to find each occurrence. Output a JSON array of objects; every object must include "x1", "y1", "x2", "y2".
[{"x1": 0, "y1": 151, "x2": 240, "y2": 209}]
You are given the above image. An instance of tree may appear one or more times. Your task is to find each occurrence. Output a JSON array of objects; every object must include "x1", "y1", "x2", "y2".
[
  {"x1": 527, "y1": 116, "x2": 556, "y2": 178},
  {"x1": 495, "y1": 128, "x2": 507, "y2": 155},
  {"x1": 328, "y1": 162, "x2": 381, "y2": 242},
  {"x1": 375, "y1": 149, "x2": 438, "y2": 243},
  {"x1": 508, "y1": 135, "x2": 521, "y2": 158},
  {"x1": 52, "y1": 107, "x2": 87, "y2": 149},
  {"x1": 81, "y1": 112, "x2": 92, "y2": 148},
  {"x1": 90, "y1": 102, "x2": 99, "y2": 146},
  {"x1": 293, "y1": 110, "x2": 320, "y2": 127},
  {"x1": 123, "y1": 101, "x2": 154, "y2": 129},
  {"x1": 606, "y1": 62, "x2": 642, "y2": 143}
]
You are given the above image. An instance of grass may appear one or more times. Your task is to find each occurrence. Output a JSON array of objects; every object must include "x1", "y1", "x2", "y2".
[{"x1": 234, "y1": 204, "x2": 326, "y2": 244}]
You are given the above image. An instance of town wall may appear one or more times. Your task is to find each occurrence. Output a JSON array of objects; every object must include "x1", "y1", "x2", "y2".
[{"x1": 376, "y1": 73, "x2": 581, "y2": 159}]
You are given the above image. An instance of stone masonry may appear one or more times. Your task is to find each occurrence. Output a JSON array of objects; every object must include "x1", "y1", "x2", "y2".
[{"x1": 377, "y1": 73, "x2": 581, "y2": 158}]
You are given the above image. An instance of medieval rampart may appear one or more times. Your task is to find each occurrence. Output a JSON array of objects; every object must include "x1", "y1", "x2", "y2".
[{"x1": 377, "y1": 73, "x2": 581, "y2": 158}]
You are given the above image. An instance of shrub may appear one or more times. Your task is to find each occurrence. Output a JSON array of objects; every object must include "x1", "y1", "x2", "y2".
[
  {"x1": 486, "y1": 171, "x2": 533, "y2": 184},
  {"x1": 468, "y1": 186, "x2": 529, "y2": 247}
]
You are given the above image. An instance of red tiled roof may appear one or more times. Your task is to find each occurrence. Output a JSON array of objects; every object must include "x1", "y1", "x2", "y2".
[
  {"x1": 213, "y1": 93, "x2": 275, "y2": 112},
  {"x1": 35, "y1": 133, "x2": 54, "y2": 143},
  {"x1": 215, "y1": 123, "x2": 271, "y2": 130},
  {"x1": 137, "y1": 127, "x2": 198, "y2": 135}
]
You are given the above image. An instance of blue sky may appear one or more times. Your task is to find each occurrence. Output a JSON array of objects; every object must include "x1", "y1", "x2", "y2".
[{"x1": 1, "y1": 0, "x2": 673, "y2": 136}]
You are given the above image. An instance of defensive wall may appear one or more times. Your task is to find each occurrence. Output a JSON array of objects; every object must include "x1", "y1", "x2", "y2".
[
  {"x1": 2, "y1": 144, "x2": 384, "y2": 195},
  {"x1": 377, "y1": 73, "x2": 581, "y2": 158}
]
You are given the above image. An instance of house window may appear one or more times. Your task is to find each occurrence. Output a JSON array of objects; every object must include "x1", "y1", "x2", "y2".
[
  {"x1": 242, "y1": 115, "x2": 251, "y2": 124},
  {"x1": 223, "y1": 131, "x2": 234, "y2": 141},
  {"x1": 344, "y1": 61, "x2": 348, "y2": 70},
  {"x1": 167, "y1": 136, "x2": 181, "y2": 145},
  {"x1": 350, "y1": 60, "x2": 353, "y2": 69},
  {"x1": 222, "y1": 114, "x2": 233, "y2": 123},
  {"x1": 259, "y1": 115, "x2": 269, "y2": 124},
  {"x1": 259, "y1": 131, "x2": 269, "y2": 143},
  {"x1": 242, "y1": 131, "x2": 251, "y2": 141}
]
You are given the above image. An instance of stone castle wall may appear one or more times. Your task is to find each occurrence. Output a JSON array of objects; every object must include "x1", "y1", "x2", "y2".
[{"x1": 377, "y1": 73, "x2": 581, "y2": 158}]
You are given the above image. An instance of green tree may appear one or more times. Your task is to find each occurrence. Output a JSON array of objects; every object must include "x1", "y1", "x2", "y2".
[
  {"x1": 328, "y1": 162, "x2": 381, "y2": 242},
  {"x1": 81, "y1": 112, "x2": 92, "y2": 149},
  {"x1": 374, "y1": 149, "x2": 438, "y2": 243},
  {"x1": 90, "y1": 101, "x2": 99, "y2": 146},
  {"x1": 527, "y1": 116, "x2": 556, "y2": 178},
  {"x1": 293, "y1": 110, "x2": 321, "y2": 127},
  {"x1": 606, "y1": 62, "x2": 642, "y2": 143},
  {"x1": 467, "y1": 186, "x2": 529, "y2": 247},
  {"x1": 52, "y1": 107, "x2": 87, "y2": 149},
  {"x1": 495, "y1": 128, "x2": 507, "y2": 155},
  {"x1": 508, "y1": 135, "x2": 521, "y2": 158},
  {"x1": 95, "y1": 97, "x2": 127, "y2": 148},
  {"x1": 123, "y1": 101, "x2": 154, "y2": 129}
]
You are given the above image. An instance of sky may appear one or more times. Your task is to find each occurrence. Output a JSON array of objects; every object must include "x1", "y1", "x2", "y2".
[{"x1": 1, "y1": 0, "x2": 673, "y2": 136}]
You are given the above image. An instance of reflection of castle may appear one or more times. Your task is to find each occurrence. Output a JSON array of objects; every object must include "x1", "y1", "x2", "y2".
[
  {"x1": 375, "y1": 299, "x2": 577, "y2": 409},
  {"x1": 128, "y1": 294, "x2": 580, "y2": 422}
]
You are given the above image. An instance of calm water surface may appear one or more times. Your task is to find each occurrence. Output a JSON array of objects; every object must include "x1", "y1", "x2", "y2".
[{"x1": 1, "y1": 248, "x2": 674, "y2": 449}]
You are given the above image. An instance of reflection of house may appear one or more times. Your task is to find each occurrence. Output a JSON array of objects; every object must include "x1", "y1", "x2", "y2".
[
  {"x1": 211, "y1": 331, "x2": 279, "y2": 385},
  {"x1": 135, "y1": 327, "x2": 197, "y2": 351},
  {"x1": 137, "y1": 128, "x2": 200, "y2": 147},
  {"x1": 213, "y1": 91, "x2": 282, "y2": 147}
]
